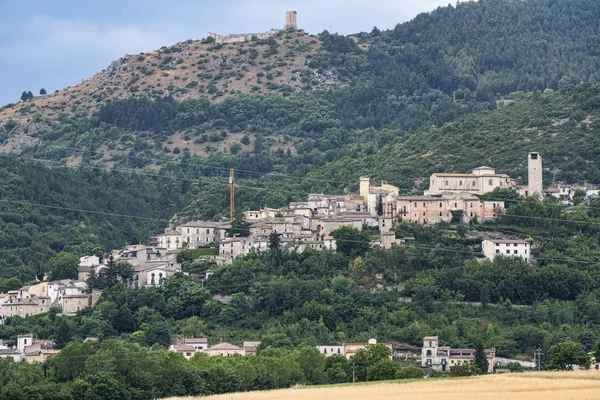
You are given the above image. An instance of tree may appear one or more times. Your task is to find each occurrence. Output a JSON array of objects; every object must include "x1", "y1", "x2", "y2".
[
  {"x1": 573, "y1": 189, "x2": 586, "y2": 205},
  {"x1": 366, "y1": 359, "x2": 400, "y2": 381},
  {"x1": 474, "y1": 341, "x2": 489, "y2": 374},
  {"x1": 227, "y1": 214, "x2": 250, "y2": 237},
  {"x1": 547, "y1": 341, "x2": 590, "y2": 370},
  {"x1": 27, "y1": 91, "x2": 34, "y2": 100},
  {"x1": 268, "y1": 232, "x2": 281, "y2": 251},
  {"x1": 49, "y1": 252, "x2": 79, "y2": 280},
  {"x1": 396, "y1": 365, "x2": 425, "y2": 379},
  {"x1": 54, "y1": 318, "x2": 74, "y2": 349},
  {"x1": 331, "y1": 226, "x2": 371, "y2": 258},
  {"x1": 241, "y1": 134, "x2": 251, "y2": 145},
  {"x1": 40, "y1": 88, "x2": 47, "y2": 95},
  {"x1": 376, "y1": 195, "x2": 383, "y2": 216},
  {"x1": 91, "y1": 257, "x2": 134, "y2": 289},
  {"x1": 507, "y1": 362, "x2": 524, "y2": 372},
  {"x1": 449, "y1": 361, "x2": 480, "y2": 377}
]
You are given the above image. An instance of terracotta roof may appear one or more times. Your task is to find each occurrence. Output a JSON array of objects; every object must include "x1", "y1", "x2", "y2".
[
  {"x1": 184, "y1": 338, "x2": 208, "y2": 344},
  {"x1": 170, "y1": 345, "x2": 196, "y2": 352},
  {"x1": 209, "y1": 342, "x2": 242, "y2": 351}
]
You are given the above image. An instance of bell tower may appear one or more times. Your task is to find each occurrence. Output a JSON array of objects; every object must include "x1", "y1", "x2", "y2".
[{"x1": 528, "y1": 152, "x2": 543, "y2": 196}]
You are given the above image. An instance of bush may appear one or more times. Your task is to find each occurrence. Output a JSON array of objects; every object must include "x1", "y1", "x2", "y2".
[
  {"x1": 507, "y1": 362, "x2": 524, "y2": 372},
  {"x1": 449, "y1": 361, "x2": 480, "y2": 377},
  {"x1": 366, "y1": 359, "x2": 400, "y2": 381},
  {"x1": 230, "y1": 143, "x2": 242, "y2": 155},
  {"x1": 396, "y1": 366, "x2": 425, "y2": 379}
]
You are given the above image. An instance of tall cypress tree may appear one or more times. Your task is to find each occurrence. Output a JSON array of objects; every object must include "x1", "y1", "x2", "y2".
[{"x1": 474, "y1": 341, "x2": 489, "y2": 374}]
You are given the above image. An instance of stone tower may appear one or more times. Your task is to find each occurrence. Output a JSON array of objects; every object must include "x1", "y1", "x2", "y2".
[
  {"x1": 285, "y1": 11, "x2": 298, "y2": 30},
  {"x1": 528, "y1": 152, "x2": 543, "y2": 196},
  {"x1": 360, "y1": 177, "x2": 371, "y2": 205}
]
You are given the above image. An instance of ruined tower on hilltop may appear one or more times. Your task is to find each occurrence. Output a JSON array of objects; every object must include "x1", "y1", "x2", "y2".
[
  {"x1": 285, "y1": 11, "x2": 298, "y2": 30},
  {"x1": 528, "y1": 152, "x2": 543, "y2": 196}
]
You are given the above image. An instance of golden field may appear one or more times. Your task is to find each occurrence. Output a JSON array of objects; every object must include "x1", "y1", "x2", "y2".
[{"x1": 169, "y1": 371, "x2": 600, "y2": 400}]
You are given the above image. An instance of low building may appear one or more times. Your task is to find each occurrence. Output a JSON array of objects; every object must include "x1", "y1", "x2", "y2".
[
  {"x1": 243, "y1": 341, "x2": 261, "y2": 356},
  {"x1": 0, "y1": 349, "x2": 23, "y2": 362},
  {"x1": 422, "y1": 336, "x2": 496, "y2": 373},
  {"x1": 482, "y1": 239, "x2": 531, "y2": 263},
  {"x1": 169, "y1": 344, "x2": 196, "y2": 360},
  {"x1": 204, "y1": 342, "x2": 246, "y2": 357},
  {"x1": 449, "y1": 348, "x2": 496, "y2": 373},
  {"x1": 317, "y1": 345, "x2": 346, "y2": 357},
  {"x1": 183, "y1": 337, "x2": 209, "y2": 352},
  {"x1": 318, "y1": 339, "x2": 392, "y2": 360}
]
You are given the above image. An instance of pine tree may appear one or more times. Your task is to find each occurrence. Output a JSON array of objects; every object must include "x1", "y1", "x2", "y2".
[
  {"x1": 27, "y1": 91, "x2": 34, "y2": 100},
  {"x1": 20, "y1": 91, "x2": 29, "y2": 102},
  {"x1": 376, "y1": 195, "x2": 384, "y2": 216},
  {"x1": 474, "y1": 341, "x2": 489, "y2": 374},
  {"x1": 39, "y1": 88, "x2": 47, "y2": 95}
]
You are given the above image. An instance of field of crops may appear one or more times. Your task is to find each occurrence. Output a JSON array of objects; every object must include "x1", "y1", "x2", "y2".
[{"x1": 170, "y1": 372, "x2": 600, "y2": 400}]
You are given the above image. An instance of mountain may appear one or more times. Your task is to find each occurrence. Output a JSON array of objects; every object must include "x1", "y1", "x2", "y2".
[{"x1": 2, "y1": 0, "x2": 600, "y2": 171}]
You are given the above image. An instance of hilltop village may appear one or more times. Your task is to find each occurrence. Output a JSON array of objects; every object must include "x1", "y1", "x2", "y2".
[
  {"x1": 2, "y1": 151, "x2": 596, "y2": 325},
  {"x1": 0, "y1": 151, "x2": 597, "y2": 368}
]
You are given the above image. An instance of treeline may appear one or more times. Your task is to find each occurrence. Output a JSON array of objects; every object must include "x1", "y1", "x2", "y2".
[{"x1": 0, "y1": 341, "x2": 423, "y2": 400}]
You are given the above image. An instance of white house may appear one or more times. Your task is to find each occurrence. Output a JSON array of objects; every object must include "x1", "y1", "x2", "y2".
[
  {"x1": 482, "y1": 239, "x2": 531, "y2": 263},
  {"x1": 169, "y1": 344, "x2": 196, "y2": 360},
  {"x1": 421, "y1": 336, "x2": 450, "y2": 371}
]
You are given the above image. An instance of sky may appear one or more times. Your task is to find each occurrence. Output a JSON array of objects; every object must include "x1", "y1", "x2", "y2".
[{"x1": 0, "y1": 0, "x2": 458, "y2": 106}]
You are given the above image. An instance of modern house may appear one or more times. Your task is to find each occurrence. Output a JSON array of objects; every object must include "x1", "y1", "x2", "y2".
[{"x1": 482, "y1": 239, "x2": 531, "y2": 263}]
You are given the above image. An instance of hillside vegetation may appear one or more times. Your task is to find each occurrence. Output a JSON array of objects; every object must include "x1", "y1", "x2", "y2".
[
  {"x1": 312, "y1": 85, "x2": 600, "y2": 193},
  {"x1": 2, "y1": 0, "x2": 600, "y2": 169}
]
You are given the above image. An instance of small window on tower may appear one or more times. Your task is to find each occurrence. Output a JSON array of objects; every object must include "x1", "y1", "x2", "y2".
[{"x1": 531, "y1": 153, "x2": 538, "y2": 160}]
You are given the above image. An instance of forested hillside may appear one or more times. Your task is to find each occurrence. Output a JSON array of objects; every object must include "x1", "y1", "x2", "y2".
[
  {"x1": 312, "y1": 85, "x2": 600, "y2": 192},
  {"x1": 2, "y1": 0, "x2": 600, "y2": 169}
]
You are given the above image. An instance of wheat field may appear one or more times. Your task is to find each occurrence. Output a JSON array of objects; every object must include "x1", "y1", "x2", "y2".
[{"x1": 169, "y1": 371, "x2": 600, "y2": 400}]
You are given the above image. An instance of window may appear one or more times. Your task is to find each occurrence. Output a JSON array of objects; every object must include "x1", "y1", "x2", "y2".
[
  {"x1": 454, "y1": 203, "x2": 458, "y2": 208},
  {"x1": 495, "y1": 243, "x2": 499, "y2": 246},
  {"x1": 531, "y1": 153, "x2": 538, "y2": 160},
  {"x1": 423, "y1": 202, "x2": 426, "y2": 207},
  {"x1": 525, "y1": 249, "x2": 528, "y2": 254},
  {"x1": 324, "y1": 348, "x2": 327, "y2": 354},
  {"x1": 426, "y1": 350, "x2": 432, "y2": 356},
  {"x1": 459, "y1": 180, "x2": 463, "y2": 186},
  {"x1": 439, "y1": 202, "x2": 442, "y2": 208},
  {"x1": 514, "y1": 243, "x2": 518, "y2": 247},
  {"x1": 438, "y1": 212, "x2": 442, "y2": 216},
  {"x1": 445, "y1": 180, "x2": 449, "y2": 185},
  {"x1": 506, "y1": 250, "x2": 510, "y2": 254},
  {"x1": 423, "y1": 212, "x2": 426, "y2": 216},
  {"x1": 414, "y1": 202, "x2": 417, "y2": 207},
  {"x1": 337, "y1": 348, "x2": 341, "y2": 354},
  {"x1": 496, "y1": 249, "x2": 500, "y2": 254},
  {"x1": 206, "y1": 229, "x2": 210, "y2": 234},
  {"x1": 493, "y1": 203, "x2": 497, "y2": 209},
  {"x1": 489, "y1": 179, "x2": 493, "y2": 186},
  {"x1": 472, "y1": 181, "x2": 476, "y2": 187},
  {"x1": 514, "y1": 250, "x2": 518, "y2": 254}
]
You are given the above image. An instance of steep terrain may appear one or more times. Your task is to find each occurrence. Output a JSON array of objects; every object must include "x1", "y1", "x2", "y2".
[
  {"x1": 0, "y1": 30, "x2": 337, "y2": 151},
  {"x1": 2, "y1": 0, "x2": 600, "y2": 168}
]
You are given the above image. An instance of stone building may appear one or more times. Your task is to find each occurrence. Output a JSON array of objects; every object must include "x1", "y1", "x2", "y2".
[
  {"x1": 421, "y1": 336, "x2": 495, "y2": 373},
  {"x1": 384, "y1": 192, "x2": 504, "y2": 225},
  {"x1": 427, "y1": 166, "x2": 516, "y2": 196}
]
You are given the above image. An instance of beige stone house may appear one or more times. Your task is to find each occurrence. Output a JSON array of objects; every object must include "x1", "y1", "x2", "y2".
[
  {"x1": 169, "y1": 344, "x2": 197, "y2": 360},
  {"x1": 204, "y1": 342, "x2": 246, "y2": 357},
  {"x1": 427, "y1": 166, "x2": 515, "y2": 195}
]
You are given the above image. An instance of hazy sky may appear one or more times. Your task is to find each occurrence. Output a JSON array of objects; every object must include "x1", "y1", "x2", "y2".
[{"x1": 0, "y1": 0, "x2": 458, "y2": 106}]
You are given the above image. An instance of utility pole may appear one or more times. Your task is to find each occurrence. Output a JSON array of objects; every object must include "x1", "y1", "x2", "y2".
[
  {"x1": 352, "y1": 362, "x2": 356, "y2": 383},
  {"x1": 535, "y1": 348, "x2": 543, "y2": 371},
  {"x1": 229, "y1": 168, "x2": 237, "y2": 223}
]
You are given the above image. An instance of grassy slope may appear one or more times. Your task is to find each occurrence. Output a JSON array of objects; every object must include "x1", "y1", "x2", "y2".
[
  {"x1": 167, "y1": 372, "x2": 600, "y2": 400},
  {"x1": 312, "y1": 87, "x2": 600, "y2": 193}
]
